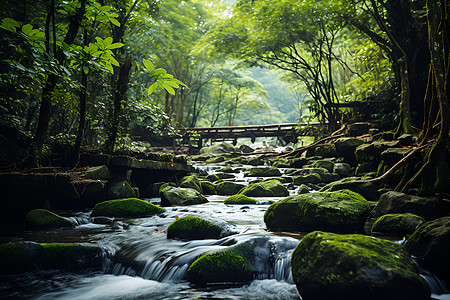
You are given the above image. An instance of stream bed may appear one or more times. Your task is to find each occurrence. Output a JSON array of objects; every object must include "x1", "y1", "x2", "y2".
[{"x1": 1, "y1": 164, "x2": 449, "y2": 299}]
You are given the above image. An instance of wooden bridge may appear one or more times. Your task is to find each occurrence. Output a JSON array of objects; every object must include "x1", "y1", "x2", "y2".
[{"x1": 183, "y1": 122, "x2": 326, "y2": 147}]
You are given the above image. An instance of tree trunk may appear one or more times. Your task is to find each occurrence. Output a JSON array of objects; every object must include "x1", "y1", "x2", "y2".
[
  {"x1": 28, "y1": 0, "x2": 86, "y2": 167},
  {"x1": 104, "y1": 55, "x2": 132, "y2": 153}
]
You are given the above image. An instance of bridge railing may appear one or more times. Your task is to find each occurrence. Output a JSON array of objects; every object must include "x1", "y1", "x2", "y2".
[{"x1": 181, "y1": 122, "x2": 325, "y2": 147}]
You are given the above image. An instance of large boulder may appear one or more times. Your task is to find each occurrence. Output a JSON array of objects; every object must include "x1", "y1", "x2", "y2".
[
  {"x1": 105, "y1": 179, "x2": 136, "y2": 200},
  {"x1": 371, "y1": 191, "x2": 442, "y2": 220},
  {"x1": 187, "y1": 236, "x2": 298, "y2": 286},
  {"x1": 224, "y1": 194, "x2": 257, "y2": 205},
  {"x1": 167, "y1": 216, "x2": 222, "y2": 240},
  {"x1": 313, "y1": 144, "x2": 336, "y2": 158},
  {"x1": 405, "y1": 217, "x2": 450, "y2": 284},
  {"x1": 293, "y1": 174, "x2": 321, "y2": 185},
  {"x1": 0, "y1": 241, "x2": 102, "y2": 274},
  {"x1": 244, "y1": 167, "x2": 282, "y2": 177},
  {"x1": 264, "y1": 190, "x2": 370, "y2": 233},
  {"x1": 371, "y1": 213, "x2": 425, "y2": 235},
  {"x1": 91, "y1": 198, "x2": 165, "y2": 217},
  {"x1": 333, "y1": 138, "x2": 364, "y2": 165},
  {"x1": 334, "y1": 162, "x2": 353, "y2": 178},
  {"x1": 291, "y1": 231, "x2": 430, "y2": 300},
  {"x1": 215, "y1": 181, "x2": 246, "y2": 195},
  {"x1": 200, "y1": 180, "x2": 216, "y2": 195},
  {"x1": 239, "y1": 179, "x2": 289, "y2": 197},
  {"x1": 26, "y1": 209, "x2": 77, "y2": 228},
  {"x1": 160, "y1": 187, "x2": 208, "y2": 206},
  {"x1": 355, "y1": 141, "x2": 400, "y2": 164},
  {"x1": 180, "y1": 174, "x2": 203, "y2": 193},
  {"x1": 199, "y1": 142, "x2": 238, "y2": 156},
  {"x1": 188, "y1": 249, "x2": 251, "y2": 285},
  {"x1": 312, "y1": 160, "x2": 335, "y2": 173},
  {"x1": 320, "y1": 178, "x2": 380, "y2": 201}
]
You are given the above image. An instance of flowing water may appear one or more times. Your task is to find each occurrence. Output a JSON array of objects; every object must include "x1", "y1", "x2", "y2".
[{"x1": 0, "y1": 164, "x2": 449, "y2": 299}]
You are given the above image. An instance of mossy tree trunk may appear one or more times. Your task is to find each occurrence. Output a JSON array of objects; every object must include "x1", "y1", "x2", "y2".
[{"x1": 403, "y1": 0, "x2": 449, "y2": 195}]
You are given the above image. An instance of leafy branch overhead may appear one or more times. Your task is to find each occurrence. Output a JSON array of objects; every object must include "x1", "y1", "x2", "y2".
[{"x1": 143, "y1": 59, "x2": 187, "y2": 95}]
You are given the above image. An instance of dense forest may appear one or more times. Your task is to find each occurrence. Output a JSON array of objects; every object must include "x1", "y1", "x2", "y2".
[{"x1": 0, "y1": 0, "x2": 449, "y2": 194}]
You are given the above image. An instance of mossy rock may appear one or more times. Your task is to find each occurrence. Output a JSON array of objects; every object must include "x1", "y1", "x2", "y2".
[
  {"x1": 199, "y1": 142, "x2": 238, "y2": 155},
  {"x1": 167, "y1": 216, "x2": 222, "y2": 240},
  {"x1": 38, "y1": 243, "x2": 102, "y2": 271},
  {"x1": 0, "y1": 241, "x2": 102, "y2": 274},
  {"x1": 314, "y1": 144, "x2": 336, "y2": 158},
  {"x1": 320, "y1": 179, "x2": 380, "y2": 201},
  {"x1": 215, "y1": 172, "x2": 236, "y2": 180},
  {"x1": 26, "y1": 209, "x2": 77, "y2": 228},
  {"x1": 91, "y1": 198, "x2": 165, "y2": 218},
  {"x1": 105, "y1": 179, "x2": 136, "y2": 199},
  {"x1": 298, "y1": 184, "x2": 309, "y2": 194},
  {"x1": 205, "y1": 156, "x2": 226, "y2": 164},
  {"x1": 158, "y1": 182, "x2": 177, "y2": 194},
  {"x1": 405, "y1": 217, "x2": 450, "y2": 284},
  {"x1": 180, "y1": 174, "x2": 203, "y2": 193},
  {"x1": 220, "y1": 166, "x2": 240, "y2": 173},
  {"x1": 371, "y1": 213, "x2": 425, "y2": 235},
  {"x1": 239, "y1": 179, "x2": 289, "y2": 197},
  {"x1": 160, "y1": 187, "x2": 208, "y2": 206},
  {"x1": 200, "y1": 180, "x2": 216, "y2": 195},
  {"x1": 291, "y1": 231, "x2": 430, "y2": 300},
  {"x1": 224, "y1": 194, "x2": 257, "y2": 205},
  {"x1": 205, "y1": 174, "x2": 220, "y2": 182},
  {"x1": 188, "y1": 249, "x2": 251, "y2": 285},
  {"x1": 264, "y1": 190, "x2": 370, "y2": 233},
  {"x1": 293, "y1": 174, "x2": 321, "y2": 185},
  {"x1": 370, "y1": 191, "x2": 441, "y2": 220},
  {"x1": 312, "y1": 160, "x2": 335, "y2": 173},
  {"x1": 244, "y1": 167, "x2": 282, "y2": 177},
  {"x1": 215, "y1": 181, "x2": 246, "y2": 195}
]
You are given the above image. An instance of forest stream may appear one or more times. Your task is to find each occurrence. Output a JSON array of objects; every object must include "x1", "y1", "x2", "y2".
[{"x1": 1, "y1": 163, "x2": 449, "y2": 300}]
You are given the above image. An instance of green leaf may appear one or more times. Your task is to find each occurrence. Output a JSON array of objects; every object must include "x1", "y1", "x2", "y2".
[
  {"x1": 147, "y1": 82, "x2": 158, "y2": 95},
  {"x1": 160, "y1": 82, "x2": 176, "y2": 95},
  {"x1": 143, "y1": 59, "x2": 155, "y2": 72},
  {"x1": 1, "y1": 18, "x2": 20, "y2": 32},
  {"x1": 162, "y1": 80, "x2": 180, "y2": 89},
  {"x1": 106, "y1": 42, "x2": 124, "y2": 50},
  {"x1": 110, "y1": 18, "x2": 121, "y2": 27},
  {"x1": 103, "y1": 37, "x2": 113, "y2": 46},
  {"x1": 152, "y1": 68, "x2": 167, "y2": 77},
  {"x1": 22, "y1": 24, "x2": 33, "y2": 35}
]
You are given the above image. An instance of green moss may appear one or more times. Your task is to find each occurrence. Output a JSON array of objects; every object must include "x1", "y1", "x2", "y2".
[
  {"x1": 200, "y1": 180, "x2": 217, "y2": 195},
  {"x1": 188, "y1": 249, "x2": 251, "y2": 285},
  {"x1": 293, "y1": 173, "x2": 321, "y2": 185},
  {"x1": 372, "y1": 213, "x2": 425, "y2": 235},
  {"x1": 298, "y1": 184, "x2": 309, "y2": 194},
  {"x1": 239, "y1": 179, "x2": 289, "y2": 197},
  {"x1": 159, "y1": 182, "x2": 176, "y2": 194},
  {"x1": 264, "y1": 190, "x2": 370, "y2": 233},
  {"x1": 245, "y1": 167, "x2": 281, "y2": 177},
  {"x1": 180, "y1": 174, "x2": 203, "y2": 193},
  {"x1": 312, "y1": 161, "x2": 335, "y2": 173},
  {"x1": 224, "y1": 194, "x2": 257, "y2": 205},
  {"x1": 215, "y1": 181, "x2": 245, "y2": 195},
  {"x1": 91, "y1": 198, "x2": 165, "y2": 218},
  {"x1": 0, "y1": 242, "x2": 102, "y2": 274},
  {"x1": 26, "y1": 209, "x2": 76, "y2": 228},
  {"x1": 291, "y1": 231, "x2": 430, "y2": 300},
  {"x1": 0, "y1": 241, "x2": 40, "y2": 274},
  {"x1": 205, "y1": 174, "x2": 220, "y2": 182},
  {"x1": 161, "y1": 187, "x2": 208, "y2": 206},
  {"x1": 167, "y1": 216, "x2": 222, "y2": 240},
  {"x1": 405, "y1": 217, "x2": 450, "y2": 282}
]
